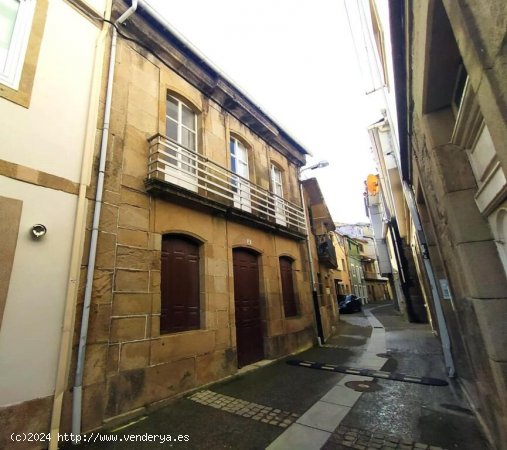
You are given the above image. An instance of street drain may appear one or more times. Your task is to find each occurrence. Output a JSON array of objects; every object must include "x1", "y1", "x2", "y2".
[
  {"x1": 376, "y1": 352, "x2": 391, "y2": 358},
  {"x1": 345, "y1": 380, "x2": 382, "y2": 392}
]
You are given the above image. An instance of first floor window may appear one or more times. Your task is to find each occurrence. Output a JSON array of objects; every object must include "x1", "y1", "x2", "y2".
[
  {"x1": 280, "y1": 256, "x2": 297, "y2": 317},
  {"x1": 0, "y1": 0, "x2": 36, "y2": 89},
  {"x1": 160, "y1": 235, "x2": 200, "y2": 334}
]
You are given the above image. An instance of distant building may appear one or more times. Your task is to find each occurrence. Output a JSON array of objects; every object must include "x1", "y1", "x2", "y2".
[
  {"x1": 336, "y1": 223, "x2": 388, "y2": 303},
  {"x1": 365, "y1": 119, "x2": 430, "y2": 324},
  {"x1": 333, "y1": 231, "x2": 352, "y2": 298},
  {"x1": 302, "y1": 177, "x2": 340, "y2": 338}
]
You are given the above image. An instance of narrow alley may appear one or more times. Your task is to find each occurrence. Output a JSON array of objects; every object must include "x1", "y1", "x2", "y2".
[{"x1": 64, "y1": 303, "x2": 487, "y2": 450}]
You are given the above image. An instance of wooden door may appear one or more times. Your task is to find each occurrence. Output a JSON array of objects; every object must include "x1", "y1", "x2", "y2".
[
  {"x1": 161, "y1": 235, "x2": 200, "y2": 333},
  {"x1": 233, "y1": 248, "x2": 263, "y2": 367}
]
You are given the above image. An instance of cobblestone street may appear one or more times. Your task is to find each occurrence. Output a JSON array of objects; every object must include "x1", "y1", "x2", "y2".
[{"x1": 64, "y1": 303, "x2": 488, "y2": 450}]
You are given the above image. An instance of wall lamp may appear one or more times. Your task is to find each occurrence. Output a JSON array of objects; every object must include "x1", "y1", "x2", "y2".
[{"x1": 300, "y1": 160, "x2": 330, "y2": 175}]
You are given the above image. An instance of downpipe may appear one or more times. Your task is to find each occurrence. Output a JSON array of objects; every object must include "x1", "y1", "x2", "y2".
[
  {"x1": 71, "y1": 0, "x2": 138, "y2": 441},
  {"x1": 299, "y1": 180, "x2": 324, "y2": 346}
]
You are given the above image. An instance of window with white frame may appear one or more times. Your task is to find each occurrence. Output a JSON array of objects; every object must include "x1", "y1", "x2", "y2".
[
  {"x1": 270, "y1": 164, "x2": 286, "y2": 225},
  {"x1": 163, "y1": 94, "x2": 198, "y2": 191},
  {"x1": 230, "y1": 137, "x2": 249, "y2": 181},
  {"x1": 166, "y1": 94, "x2": 197, "y2": 151},
  {"x1": 230, "y1": 136, "x2": 251, "y2": 212},
  {"x1": 0, "y1": 0, "x2": 36, "y2": 90},
  {"x1": 270, "y1": 164, "x2": 283, "y2": 197}
]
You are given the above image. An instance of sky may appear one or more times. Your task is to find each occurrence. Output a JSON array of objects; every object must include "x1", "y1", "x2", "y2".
[{"x1": 146, "y1": 0, "x2": 389, "y2": 223}]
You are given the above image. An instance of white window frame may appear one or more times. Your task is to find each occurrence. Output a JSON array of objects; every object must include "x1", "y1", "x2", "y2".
[
  {"x1": 230, "y1": 137, "x2": 251, "y2": 212},
  {"x1": 164, "y1": 94, "x2": 198, "y2": 192},
  {"x1": 0, "y1": 0, "x2": 36, "y2": 90},
  {"x1": 166, "y1": 94, "x2": 197, "y2": 152},
  {"x1": 270, "y1": 164, "x2": 286, "y2": 226}
]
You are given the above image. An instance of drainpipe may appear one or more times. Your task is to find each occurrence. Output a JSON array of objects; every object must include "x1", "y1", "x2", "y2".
[
  {"x1": 299, "y1": 180, "x2": 324, "y2": 346},
  {"x1": 48, "y1": 3, "x2": 112, "y2": 449},
  {"x1": 402, "y1": 182, "x2": 455, "y2": 377},
  {"x1": 72, "y1": 0, "x2": 139, "y2": 440}
]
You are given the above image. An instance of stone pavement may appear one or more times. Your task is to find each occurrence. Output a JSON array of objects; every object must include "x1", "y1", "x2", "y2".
[{"x1": 65, "y1": 303, "x2": 489, "y2": 450}]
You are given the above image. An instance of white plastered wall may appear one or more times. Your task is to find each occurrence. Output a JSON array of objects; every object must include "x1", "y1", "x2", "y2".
[
  {"x1": 0, "y1": 177, "x2": 77, "y2": 404},
  {"x1": 0, "y1": 0, "x2": 98, "y2": 183},
  {"x1": 0, "y1": 0, "x2": 102, "y2": 406}
]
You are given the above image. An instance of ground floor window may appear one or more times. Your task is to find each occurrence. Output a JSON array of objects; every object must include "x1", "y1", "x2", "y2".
[
  {"x1": 160, "y1": 234, "x2": 200, "y2": 333},
  {"x1": 279, "y1": 256, "x2": 298, "y2": 317}
]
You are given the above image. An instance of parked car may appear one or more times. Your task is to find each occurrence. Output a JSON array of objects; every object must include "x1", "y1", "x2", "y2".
[{"x1": 338, "y1": 294, "x2": 363, "y2": 313}]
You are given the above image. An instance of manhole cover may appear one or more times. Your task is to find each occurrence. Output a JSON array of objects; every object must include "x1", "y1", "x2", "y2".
[{"x1": 345, "y1": 380, "x2": 382, "y2": 392}]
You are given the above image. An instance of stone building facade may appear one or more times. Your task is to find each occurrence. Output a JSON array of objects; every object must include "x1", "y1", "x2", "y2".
[
  {"x1": 68, "y1": 0, "x2": 320, "y2": 432},
  {"x1": 333, "y1": 231, "x2": 352, "y2": 299},
  {"x1": 302, "y1": 177, "x2": 339, "y2": 339},
  {"x1": 390, "y1": 0, "x2": 507, "y2": 447}
]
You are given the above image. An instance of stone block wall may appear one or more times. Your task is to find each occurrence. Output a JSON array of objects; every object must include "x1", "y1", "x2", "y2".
[{"x1": 406, "y1": 1, "x2": 507, "y2": 446}]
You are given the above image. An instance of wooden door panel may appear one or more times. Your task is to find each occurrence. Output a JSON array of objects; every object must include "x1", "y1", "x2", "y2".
[
  {"x1": 233, "y1": 249, "x2": 263, "y2": 367},
  {"x1": 161, "y1": 236, "x2": 200, "y2": 333}
]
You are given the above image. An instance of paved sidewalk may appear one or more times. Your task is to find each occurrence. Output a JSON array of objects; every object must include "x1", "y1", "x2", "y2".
[{"x1": 65, "y1": 303, "x2": 489, "y2": 450}]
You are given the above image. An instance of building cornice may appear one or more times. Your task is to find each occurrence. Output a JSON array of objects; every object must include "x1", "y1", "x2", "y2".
[{"x1": 113, "y1": 0, "x2": 309, "y2": 165}]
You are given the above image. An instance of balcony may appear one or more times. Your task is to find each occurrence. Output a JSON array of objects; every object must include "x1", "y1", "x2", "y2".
[
  {"x1": 145, "y1": 134, "x2": 306, "y2": 239},
  {"x1": 316, "y1": 234, "x2": 338, "y2": 269},
  {"x1": 363, "y1": 270, "x2": 379, "y2": 280}
]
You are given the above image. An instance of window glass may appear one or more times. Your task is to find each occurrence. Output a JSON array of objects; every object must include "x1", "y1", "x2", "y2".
[
  {"x1": 0, "y1": 0, "x2": 36, "y2": 90},
  {"x1": 166, "y1": 118, "x2": 177, "y2": 141},
  {"x1": 0, "y1": 0, "x2": 19, "y2": 69},
  {"x1": 166, "y1": 94, "x2": 197, "y2": 151},
  {"x1": 181, "y1": 127, "x2": 196, "y2": 150},
  {"x1": 182, "y1": 103, "x2": 195, "y2": 130},
  {"x1": 271, "y1": 165, "x2": 283, "y2": 197},
  {"x1": 230, "y1": 138, "x2": 249, "y2": 179},
  {"x1": 166, "y1": 96, "x2": 178, "y2": 120}
]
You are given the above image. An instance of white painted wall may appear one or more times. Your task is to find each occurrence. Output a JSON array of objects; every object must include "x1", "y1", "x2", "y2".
[
  {"x1": 0, "y1": 0, "x2": 104, "y2": 406},
  {"x1": 0, "y1": 0, "x2": 99, "y2": 183},
  {"x1": 0, "y1": 176, "x2": 77, "y2": 404}
]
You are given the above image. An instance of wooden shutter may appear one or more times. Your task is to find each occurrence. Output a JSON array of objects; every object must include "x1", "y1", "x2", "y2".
[
  {"x1": 280, "y1": 257, "x2": 297, "y2": 317},
  {"x1": 161, "y1": 235, "x2": 200, "y2": 333}
]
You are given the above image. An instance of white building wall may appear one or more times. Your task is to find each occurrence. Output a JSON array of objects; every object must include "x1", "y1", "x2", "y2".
[
  {"x1": 0, "y1": 0, "x2": 104, "y2": 407},
  {"x1": 0, "y1": 177, "x2": 77, "y2": 404},
  {"x1": 0, "y1": 0, "x2": 99, "y2": 183}
]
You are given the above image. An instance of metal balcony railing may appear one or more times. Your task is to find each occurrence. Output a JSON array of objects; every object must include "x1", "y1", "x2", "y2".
[
  {"x1": 316, "y1": 234, "x2": 338, "y2": 269},
  {"x1": 146, "y1": 134, "x2": 306, "y2": 235},
  {"x1": 363, "y1": 270, "x2": 380, "y2": 280}
]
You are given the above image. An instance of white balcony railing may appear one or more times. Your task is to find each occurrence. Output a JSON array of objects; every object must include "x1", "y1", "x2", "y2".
[{"x1": 147, "y1": 134, "x2": 306, "y2": 234}]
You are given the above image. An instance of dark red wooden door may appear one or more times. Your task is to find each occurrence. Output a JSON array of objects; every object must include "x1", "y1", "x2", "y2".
[
  {"x1": 161, "y1": 235, "x2": 200, "y2": 333},
  {"x1": 233, "y1": 249, "x2": 263, "y2": 367},
  {"x1": 280, "y1": 257, "x2": 297, "y2": 317}
]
